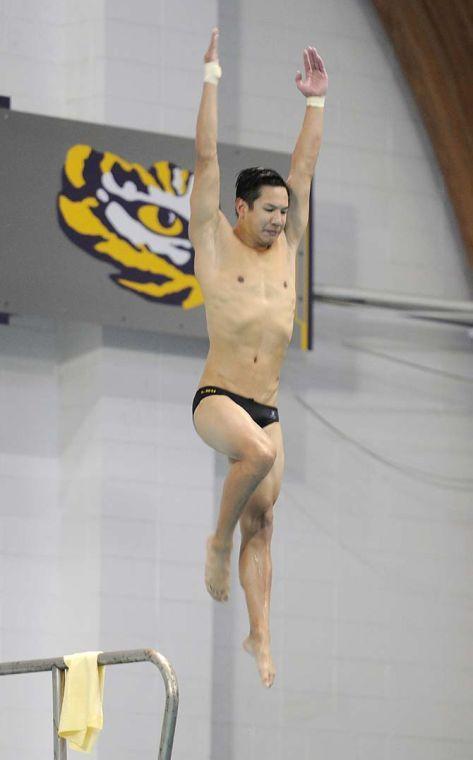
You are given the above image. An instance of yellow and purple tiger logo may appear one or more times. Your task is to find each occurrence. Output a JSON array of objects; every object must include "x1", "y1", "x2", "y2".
[{"x1": 57, "y1": 145, "x2": 202, "y2": 309}]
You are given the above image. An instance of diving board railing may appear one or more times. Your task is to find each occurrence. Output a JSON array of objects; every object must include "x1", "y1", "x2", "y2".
[{"x1": 0, "y1": 648, "x2": 179, "y2": 759}]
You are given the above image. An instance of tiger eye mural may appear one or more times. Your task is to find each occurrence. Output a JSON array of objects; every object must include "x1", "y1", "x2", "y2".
[{"x1": 57, "y1": 145, "x2": 203, "y2": 309}]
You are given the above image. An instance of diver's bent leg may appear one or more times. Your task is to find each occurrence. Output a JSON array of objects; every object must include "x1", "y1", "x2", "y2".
[
  {"x1": 205, "y1": 446, "x2": 275, "y2": 602},
  {"x1": 214, "y1": 445, "x2": 275, "y2": 544},
  {"x1": 193, "y1": 395, "x2": 277, "y2": 601}
]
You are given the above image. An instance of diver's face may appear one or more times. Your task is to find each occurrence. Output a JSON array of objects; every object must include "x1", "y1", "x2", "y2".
[{"x1": 239, "y1": 185, "x2": 289, "y2": 247}]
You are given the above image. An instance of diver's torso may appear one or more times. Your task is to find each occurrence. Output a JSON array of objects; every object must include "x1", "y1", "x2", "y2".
[{"x1": 195, "y1": 215, "x2": 296, "y2": 406}]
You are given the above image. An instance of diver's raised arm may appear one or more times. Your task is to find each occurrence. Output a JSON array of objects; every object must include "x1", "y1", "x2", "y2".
[
  {"x1": 285, "y1": 46, "x2": 328, "y2": 249},
  {"x1": 189, "y1": 28, "x2": 222, "y2": 242}
]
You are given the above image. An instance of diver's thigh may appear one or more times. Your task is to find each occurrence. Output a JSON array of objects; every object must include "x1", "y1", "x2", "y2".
[
  {"x1": 193, "y1": 395, "x2": 269, "y2": 460},
  {"x1": 252, "y1": 422, "x2": 285, "y2": 504},
  {"x1": 264, "y1": 422, "x2": 285, "y2": 492}
]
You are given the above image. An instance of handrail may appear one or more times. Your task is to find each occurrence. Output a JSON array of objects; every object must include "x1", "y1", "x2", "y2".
[
  {"x1": 313, "y1": 284, "x2": 473, "y2": 313},
  {"x1": 0, "y1": 647, "x2": 179, "y2": 759}
]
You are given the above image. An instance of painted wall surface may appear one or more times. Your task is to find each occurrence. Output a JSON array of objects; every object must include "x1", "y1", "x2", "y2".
[
  {"x1": 0, "y1": 317, "x2": 216, "y2": 760},
  {"x1": 1, "y1": 311, "x2": 472, "y2": 760}
]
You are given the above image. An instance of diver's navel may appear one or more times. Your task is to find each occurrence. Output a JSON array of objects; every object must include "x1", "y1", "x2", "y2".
[
  {"x1": 283, "y1": 281, "x2": 288, "y2": 288},
  {"x1": 238, "y1": 275, "x2": 245, "y2": 283}
]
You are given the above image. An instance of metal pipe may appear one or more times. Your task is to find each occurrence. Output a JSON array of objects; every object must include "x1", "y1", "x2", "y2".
[
  {"x1": 52, "y1": 666, "x2": 67, "y2": 760},
  {"x1": 313, "y1": 284, "x2": 473, "y2": 313},
  {"x1": 147, "y1": 650, "x2": 179, "y2": 760},
  {"x1": 95, "y1": 649, "x2": 179, "y2": 760},
  {"x1": 0, "y1": 656, "x2": 66, "y2": 675},
  {"x1": 0, "y1": 648, "x2": 179, "y2": 760}
]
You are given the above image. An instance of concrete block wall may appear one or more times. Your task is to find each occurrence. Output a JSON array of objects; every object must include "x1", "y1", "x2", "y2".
[
  {"x1": 1, "y1": 310, "x2": 473, "y2": 759},
  {"x1": 0, "y1": 0, "x2": 106, "y2": 121},
  {"x1": 0, "y1": 319, "x2": 216, "y2": 760}
]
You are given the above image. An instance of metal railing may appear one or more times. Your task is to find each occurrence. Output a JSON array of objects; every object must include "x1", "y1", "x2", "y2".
[
  {"x1": 0, "y1": 648, "x2": 179, "y2": 759},
  {"x1": 313, "y1": 284, "x2": 473, "y2": 313}
]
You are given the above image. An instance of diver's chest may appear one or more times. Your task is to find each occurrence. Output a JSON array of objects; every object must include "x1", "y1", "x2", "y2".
[{"x1": 204, "y1": 263, "x2": 296, "y2": 321}]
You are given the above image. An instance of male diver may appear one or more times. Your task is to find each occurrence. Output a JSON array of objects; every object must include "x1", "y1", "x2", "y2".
[{"x1": 190, "y1": 28, "x2": 328, "y2": 687}]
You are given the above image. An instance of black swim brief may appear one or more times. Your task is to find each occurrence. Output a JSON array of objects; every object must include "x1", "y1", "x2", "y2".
[{"x1": 192, "y1": 385, "x2": 279, "y2": 429}]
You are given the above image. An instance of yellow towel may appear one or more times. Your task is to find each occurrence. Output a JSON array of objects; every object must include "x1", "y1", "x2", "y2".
[{"x1": 58, "y1": 651, "x2": 105, "y2": 753}]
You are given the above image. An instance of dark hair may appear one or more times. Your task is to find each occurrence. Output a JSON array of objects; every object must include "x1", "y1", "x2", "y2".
[{"x1": 235, "y1": 167, "x2": 290, "y2": 211}]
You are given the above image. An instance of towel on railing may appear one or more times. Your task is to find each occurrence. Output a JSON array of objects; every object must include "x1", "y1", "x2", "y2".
[{"x1": 58, "y1": 651, "x2": 105, "y2": 753}]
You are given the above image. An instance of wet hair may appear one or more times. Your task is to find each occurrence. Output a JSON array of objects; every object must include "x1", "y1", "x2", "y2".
[{"x1": 235, "y1": 167, "x2": 290, "y2": 213}]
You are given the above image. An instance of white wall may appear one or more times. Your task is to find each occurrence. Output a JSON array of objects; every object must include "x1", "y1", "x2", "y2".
[
  {"x1": 0, "y1": 317, "x2": 217, "y2": 760},
  {"x1": 1, "y1": 310, "x2": 473, "y2": 760},
  {"x1": 0, "y1": 0, "x2": 106, "y2": 121}
]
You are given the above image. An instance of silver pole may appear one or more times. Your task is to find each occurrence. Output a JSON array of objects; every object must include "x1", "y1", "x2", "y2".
[
  {"x1": 95, "y1": 649, "x2": 179, "y2": 760},
  {"x1": 52, "y1": 666, "x2": 67, "y2": 759},
  {"x1": 313, "y1": 284, "x2": 473, "y2": 313},
  {"x1": 147, "y1": 650, "x2": 179, "y2": 760}
]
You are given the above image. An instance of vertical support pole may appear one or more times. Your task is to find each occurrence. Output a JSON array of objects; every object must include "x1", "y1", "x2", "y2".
[
  {"x1": 147, "y1": 649, "x2": 179, "y2": 760},
  {"x1": 52, "y1": 666, "x2": 67, "y2": 760},
  {"x1": 307, "y1": 179, "x2": 314, "y2": 350}
]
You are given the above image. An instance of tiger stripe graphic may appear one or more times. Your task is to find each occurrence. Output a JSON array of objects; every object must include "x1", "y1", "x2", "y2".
[{"x1": 57, "y1": 145, "x2": 203, "y2": 309}]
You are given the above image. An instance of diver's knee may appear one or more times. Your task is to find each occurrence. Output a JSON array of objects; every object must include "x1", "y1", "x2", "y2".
[{"x1": 245, "y1": 438, "x2": 277, "y2": 478}]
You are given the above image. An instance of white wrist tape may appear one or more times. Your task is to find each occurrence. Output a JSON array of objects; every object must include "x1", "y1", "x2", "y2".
[
  {"x1": 204, "y1": 61, "x2": 222, "y2": 85},
  {"x1": 306, "y1": 95, "x2": 325, "y2": 108}
]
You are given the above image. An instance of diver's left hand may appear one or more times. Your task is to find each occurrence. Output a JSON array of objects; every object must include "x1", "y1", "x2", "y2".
[{"x1": 295, "y1": 47, "x2": 328, "y2": 97}]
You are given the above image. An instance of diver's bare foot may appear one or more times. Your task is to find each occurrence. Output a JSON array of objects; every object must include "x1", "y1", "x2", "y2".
[
  {"x1": 205, "y1": 535, "x2": 232, "y2": 601},
  {"x1": 243, "y1": 633, "x2": 276, "y2": 688}
]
